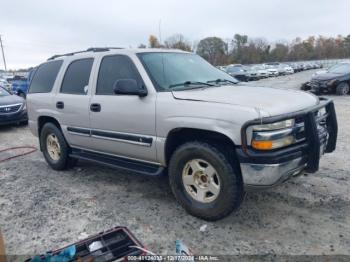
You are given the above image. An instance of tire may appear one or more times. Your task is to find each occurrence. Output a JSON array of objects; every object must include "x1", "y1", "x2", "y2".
[
  {"x1": 336, "y1": 82, "x2": 349, "y2": 96},
  {"x1": 168, "y1": 141, "x2": 244, "y2": 221},
  {"x1": 300, "y1": 83, "x2": 311, "y2": 91},
  {"x1": 40, "y1": 122, "x2": 77, "y2": 170}
]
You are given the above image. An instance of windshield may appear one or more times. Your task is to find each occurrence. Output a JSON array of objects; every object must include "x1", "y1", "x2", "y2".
[
  {"x1": 328, "y1": 63, "x2": 350, "y2": 74},
  {"x1": 137, "y1": 52, "x2": 238, "y2": 91},
  {"x1": 0, "y1": 87, "x2": 10, "y2": 97}
]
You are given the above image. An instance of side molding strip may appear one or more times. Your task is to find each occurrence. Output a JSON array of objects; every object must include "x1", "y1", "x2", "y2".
[
  {"x1": 67, "y1": 126, "x2": 153, "y2": 146},
  {"x1": 91, "y1": 130, "x2": 153, "y2": 146}
]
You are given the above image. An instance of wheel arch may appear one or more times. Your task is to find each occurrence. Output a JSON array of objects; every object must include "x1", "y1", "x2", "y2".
[
  {"x1": 164, "y1": 127, "x2": 241, "y2": 170},
  {"x1": 37, "y1": 116, "x2": 62, "y2": 151}
]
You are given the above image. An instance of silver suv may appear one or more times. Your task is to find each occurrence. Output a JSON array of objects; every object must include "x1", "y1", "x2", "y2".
[{"x1": 27, "y1": 48, "x2": 338, "y2": 221}]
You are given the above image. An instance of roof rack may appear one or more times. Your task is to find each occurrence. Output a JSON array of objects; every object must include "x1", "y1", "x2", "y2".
[{"x1": 47, "y1": 47, "x2": 124, "y2": 60}]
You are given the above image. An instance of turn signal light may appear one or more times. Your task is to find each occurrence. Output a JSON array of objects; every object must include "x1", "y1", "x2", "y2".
[
  {"x1": 252, "y1": 135, "x2": 295, "y2": 150},
  {"x1": 251, "y1": 140, "x2": 273, "y2": 150}
]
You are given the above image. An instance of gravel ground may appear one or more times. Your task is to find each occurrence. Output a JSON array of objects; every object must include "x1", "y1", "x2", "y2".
[{"x1": 0, "y1": 69, "x2": 350, "y2": 259}]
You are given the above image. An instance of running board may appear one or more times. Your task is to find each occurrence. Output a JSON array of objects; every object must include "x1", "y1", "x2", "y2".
[{"x1": 70, "y1": 148, "x2": 164, "y2": 176}]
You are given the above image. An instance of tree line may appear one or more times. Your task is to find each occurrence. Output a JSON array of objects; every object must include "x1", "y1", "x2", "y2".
[{"x1": 142, "y1": 34, "x2": 350, "y2": 66}]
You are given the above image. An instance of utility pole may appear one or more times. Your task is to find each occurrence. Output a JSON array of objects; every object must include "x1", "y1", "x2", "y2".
[
  {"x1": 0, "y1": 35, "x2": 7, "y2": 71},
  {"x1": 158, "y1": 19, "x2": 162, "y2": 45}
]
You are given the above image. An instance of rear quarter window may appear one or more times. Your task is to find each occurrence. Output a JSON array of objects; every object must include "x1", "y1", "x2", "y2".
[{"x1": 29, "y1": 60, "x2": 63, "y2": 93}]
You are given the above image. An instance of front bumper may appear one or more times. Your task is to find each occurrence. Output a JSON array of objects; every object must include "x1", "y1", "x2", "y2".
[
  {"x1": 240, "y1": 156, "x2": 307, "y2": 188},
  {"x1": 0, "y1": 110, "x2": 28, "y2": 126},
  {"x1": 237, "y1": 98, "x2": 337, "y2": 189},
  {"x1": 309, "y1": 80, "x2": 336, "y2": 93}
]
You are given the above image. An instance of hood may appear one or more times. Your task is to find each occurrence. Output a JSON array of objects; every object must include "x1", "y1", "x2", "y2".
[
  {"x1": 312, "y1": 72, "x2": 342, "y2": 81},
  {"x1": 0, "y1": 94, "x2": 24, "y2": 106},
  {"x1": 172, "y1": 85, "x2": 318, "y2": 116}
]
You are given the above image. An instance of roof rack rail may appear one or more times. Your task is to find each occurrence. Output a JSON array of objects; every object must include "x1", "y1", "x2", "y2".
[
  {"x1": 47, "y1": 47, "x2": 124, "y2": 60},
  {"x1": 86, "y1": 47, "x2": 123, "y2": 52}
]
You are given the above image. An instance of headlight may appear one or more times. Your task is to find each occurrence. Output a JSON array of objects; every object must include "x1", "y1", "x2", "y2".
[
  {"x1": 22, "y1": 102, "x2": 27, "y2": 110},
  {"x1": 250, "y1": 119, "x2": 296, "y2": 150},
  {"x1": 252, "y1": 119, "x2": 295, "y2": 131}
]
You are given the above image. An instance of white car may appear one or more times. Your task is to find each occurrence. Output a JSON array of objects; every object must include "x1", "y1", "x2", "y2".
[
  {"x1": 281, "y1": 64, "x2": 294, "y2": 74},
  {"x1": 252, "y1": 65, "x2": 269, "y2": 78},
  {"x1": 264, "y1": 65, "x2": 279, "y2": 76}
]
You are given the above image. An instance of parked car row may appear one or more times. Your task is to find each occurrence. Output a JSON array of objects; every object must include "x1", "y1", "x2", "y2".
[
  {"x1": 218, "y1": 61, "x2": 323, "y2": 82},
  {"x1": 302, "y1": 62, "x2": 350, "y2": 96},
  {"x1": 0, "y1": 69, "x2": 36, "y2": 99}
]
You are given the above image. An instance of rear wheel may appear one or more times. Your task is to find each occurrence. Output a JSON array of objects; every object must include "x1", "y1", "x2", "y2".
[
  {"x1": 168, "y1": 141, "x2": 244, "y2": 221},
  {"x1": 336, "y1": 82, "x2": 349, "y2": 96},
  {"x1": 40, "y1": 122, "x2": 77, "y2": 170}
]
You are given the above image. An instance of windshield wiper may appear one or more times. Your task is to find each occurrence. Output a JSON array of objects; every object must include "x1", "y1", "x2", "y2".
[
  {"x1": 207, "y1": 79, "x2": 239, "y2": 85},
  {"x1": 169, "y1": 81, "x2": 215, "y2": 89}
]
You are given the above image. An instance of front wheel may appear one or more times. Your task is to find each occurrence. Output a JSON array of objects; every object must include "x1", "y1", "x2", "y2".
[
  {"x1": 336, "y1": 82, "x2": 349, "y2": 96},
  {"x1": 40, "y1": 122, "x2": 77, "y2": 170},
  {"x1": 168, "y1": 141, "x2": 244, "y2": 221}
]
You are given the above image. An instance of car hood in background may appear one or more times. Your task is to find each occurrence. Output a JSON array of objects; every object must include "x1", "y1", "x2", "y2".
[
  {"x1": 0, "y1": 94, "x2": 24, "y2": 106},
  {"x1": 312, "y1": 72, "x2": 343, "y2": 81},
  {"x1": 172, "y1": 85, "x2": 318, "y2": 116}
]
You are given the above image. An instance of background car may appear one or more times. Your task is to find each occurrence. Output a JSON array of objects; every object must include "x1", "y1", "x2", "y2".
[
  {"x1": 0, "y1": 78, "x2": 12, "y2": 92},
  {"x1": 225, "y1": 65, "x2": 249, "y2": 81},
  {"x1": 243, "y1": 65, "x2": 260, "y2": 81},
  {"x1": 264, "y1": 64, "x2": 279, "y2": 76},
  {"x1": 0, "y1": 86, "x2": 28, "y2": 126},
  {"x1": 308, "y1": 62, "x2": 350, "y2": 95},
  {"x1": 279, "y1": 64, "x2": 294, "y2": 74},
  {"x1": 251, "y1": 64, "x2": 269, "y2": 78},
  {"x1": 10, "y1": 68, "x2": 36, "y2": 99}
]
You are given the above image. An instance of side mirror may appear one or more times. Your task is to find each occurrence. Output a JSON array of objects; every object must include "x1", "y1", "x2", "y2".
[{"x1": 113, "y1": 79, "x2": 147, "y2": 97}]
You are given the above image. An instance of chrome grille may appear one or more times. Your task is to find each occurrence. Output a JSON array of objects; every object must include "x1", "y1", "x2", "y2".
[{"x1": 0, "y1": 103, "x2": 22, "y2": 114}]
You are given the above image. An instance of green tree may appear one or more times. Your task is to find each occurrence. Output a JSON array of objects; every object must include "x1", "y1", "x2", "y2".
[
  {"x1": 164, "y1": 34, "x2": 192, "y2": 51},
  {"x1": 343, "y1": 35, "x2": 350, "y2": 56},
  {"x1": 196, "y1": 37, "x2": 227, "y2": 65},
  {"x1": 269, "y1": 43, "x2": 289, "y2": 62}
]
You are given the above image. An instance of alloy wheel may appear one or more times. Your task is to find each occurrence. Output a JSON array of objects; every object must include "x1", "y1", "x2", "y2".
[{"x1": 182, "y1": 159, "x2": 221, "y2": 203}]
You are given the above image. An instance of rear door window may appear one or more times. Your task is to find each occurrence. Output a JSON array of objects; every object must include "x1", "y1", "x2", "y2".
[
  {"x1": 61, "y1": 58, "x2": 94, "y2": 94},
  {"x1": 29, "y1": 60, "x2": 63, "y2": 93}
]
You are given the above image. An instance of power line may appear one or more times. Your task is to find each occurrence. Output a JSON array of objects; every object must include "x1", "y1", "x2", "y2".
[{"x1": 0, "y1": 35, "x2": 7, "y2": 71}]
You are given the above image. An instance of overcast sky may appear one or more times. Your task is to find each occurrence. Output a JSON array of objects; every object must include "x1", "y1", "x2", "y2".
[{"x1": 0, "y1": 0, "x2": 349, "y2": 69}]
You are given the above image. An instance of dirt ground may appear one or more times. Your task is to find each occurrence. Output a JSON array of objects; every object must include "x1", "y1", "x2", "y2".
[{"x1": 0, "y1": 69, "x2": 349, "y2": 259}]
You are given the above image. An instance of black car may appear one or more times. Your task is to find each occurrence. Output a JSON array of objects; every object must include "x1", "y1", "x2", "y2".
[
  {"x1": 225, "y1": 65, "x2": 249, "y2": 82},
  {"x1": 0, "y1": 86, "x2": 27, "y2": 126},
  {"x1": 307, "y1": 63, "x2": 350, "y2": 95}
]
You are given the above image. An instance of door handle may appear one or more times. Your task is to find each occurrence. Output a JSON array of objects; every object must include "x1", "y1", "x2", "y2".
[
  {"x1": 56, "y1": 101, "x2": 64, "y2": 109},
  {"x1": 90, "y1": 103, "x2": 101, "y2": 112}
]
